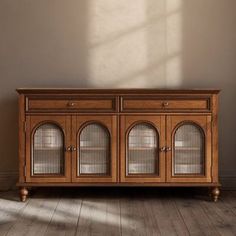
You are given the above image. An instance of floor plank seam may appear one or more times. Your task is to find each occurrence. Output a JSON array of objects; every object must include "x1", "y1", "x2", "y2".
[
  {"x1": 172, "y1": 197, "x2": 191, "y2": 236},
  {"x1": 119, "y1": 198, "x2": 122, "y2": 236},
  {"x1": 43, "y1": 195, "x2": 61, "y2": 236},
  {"x1": 74, "y1": 198, "x2": 83, "y2": 236},
  {"x1": 199, "y1": 199, "x2": 232, "y2": 236},
  {"x1": 165, "y1": 196, "x2": 188, "y2": 236},
  {"x1": 4, "y1": 197, "x2": 31, "y2": 236},
  {"x1": 221, "y1": 192, "x2": 236, "y2": 218}
]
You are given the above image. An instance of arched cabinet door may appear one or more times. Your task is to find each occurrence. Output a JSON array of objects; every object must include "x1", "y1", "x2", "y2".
[
  {"x1": 166, "y1": 115, "x2": 212, "y2": 183},
  {"x1": 71, "y1": 115, "x2": 117, "y2": 183},
  {"x1": 25, "y1": 116, "x2": 71, "y2": 183},
  {"x1": 120, "y1": 115, "x2": 165, "y2": 183}
]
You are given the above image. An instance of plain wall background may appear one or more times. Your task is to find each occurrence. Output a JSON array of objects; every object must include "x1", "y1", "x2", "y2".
[{"x1": 0, "y1": 0, "x2": 236, "y2": 188}]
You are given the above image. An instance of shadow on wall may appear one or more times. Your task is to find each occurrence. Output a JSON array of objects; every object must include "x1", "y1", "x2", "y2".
[
  {"x1": 0, "y1": 0, "x2": 236, "y2": 179},
  {"x1": 0, "y1": 0, "x2": 90, "y2": 173},
  {"x1": 0, "y1": 95, "x2": 18, "y2": 171},
  {"x1": 181, "y1": 0, "x2": 236, "y2": 176}
]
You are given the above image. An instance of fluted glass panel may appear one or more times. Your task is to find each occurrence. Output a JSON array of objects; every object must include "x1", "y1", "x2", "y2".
[
  {"x1": 79, "y1": 124, "x2": 110, "y2": 175},
  {"x1": 174, "y1": 124, "x2": 204, "y2": 175},
  {"x1": 32, "y1": 124, "x2": 64, "y2": 175},
  {"x1": 128, "y1": 123, "x2": 158, "y2": 174}
]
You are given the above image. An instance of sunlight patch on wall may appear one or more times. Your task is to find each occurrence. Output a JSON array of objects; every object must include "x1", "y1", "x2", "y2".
[
  {"x1": 88, "y1": 25, "x2": 148, "y2": 87},
  {"x1": 87, "y1": 0, "x2": 148, "y2": 87},
  {"x1": 166, "y1": 0, "x2": 182, "y2": 13},
  {"x1": 88, "y1": 0, "x2": 147, "y2": 46},
  {"x1": 86, "y1": 0, "x2": 183, "y2": 87},
  {"x1": 166, "y1": 56, "x2": 182, "y2": 87}
]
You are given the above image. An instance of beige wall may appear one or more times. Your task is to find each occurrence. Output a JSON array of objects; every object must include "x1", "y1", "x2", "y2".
[{"x1": 0, "y1": 0, "x2": 236, "y2": 188}]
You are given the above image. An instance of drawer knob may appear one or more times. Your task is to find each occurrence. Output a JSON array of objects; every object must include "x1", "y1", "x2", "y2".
[
  {"x1": 162, "y1": 101, "x2": 169, "y2": 107},
  {"x1": 68, "y1": 102, "x2": 76, "y2": 107}
]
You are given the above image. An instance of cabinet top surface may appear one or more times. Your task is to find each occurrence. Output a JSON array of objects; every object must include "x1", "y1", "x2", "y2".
[{"x1": 16, "y1": 88, "x2": 220, "y2": 95}]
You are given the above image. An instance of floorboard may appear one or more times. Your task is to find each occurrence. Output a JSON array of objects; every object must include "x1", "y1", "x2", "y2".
[
  {"x1": 199, "y1": 196, "x2": 236, "y2": 236},
  {"x1": 75, "y1": 189, "x2": 121, "y2": 236},
  {"x1": 174, "y1": 192, "x2": 220, "y2": 236},
  {"x1": 120, "y1": 189, "x2": 161, "y2": 236},
  {"x1": 5, "y1": 189, "x2": 60, "y2": 236},
  {"x1": 157, "y1": 191, "x2": 189, "y2": 236},
  {"x1": 45, "y1": 190, "x2": 82, "y2": 236},
  {"x1": 0, "y1": 189, "x2": 235, "y2": 236},
  {"x1": 221, "y1": 191, "x2": 236, "y2": 217},
  {"x1": 0, "y1": 191, "x2": 28, "y2": 236}
]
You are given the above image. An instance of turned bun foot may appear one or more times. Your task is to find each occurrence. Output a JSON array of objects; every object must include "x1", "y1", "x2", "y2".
[
  {"x1": 211, "y1": 187, "x2": 220, "y2": 202},
  {"x1": 20, "y1": 187, "x2": 29, "y2": 202}
]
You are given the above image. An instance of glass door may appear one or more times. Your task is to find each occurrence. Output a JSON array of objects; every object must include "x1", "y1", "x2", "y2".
[
  {"x1": 120, "y1": 115, "x2": 165, "y2": 183},
  {"x1": 26, "y1": 115, "x2": 71, "y2": 182},
  {"x1": 71, "y1": 115, "x2": 117, "y2": 182},
  {"x1": 166, "y1": 115, "x2": 212, "y2": 182}
]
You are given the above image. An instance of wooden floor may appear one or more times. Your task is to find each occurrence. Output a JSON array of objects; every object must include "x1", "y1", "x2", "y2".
[{"x1": 0, "y1": 188, "x2": 236, "y2": 236}]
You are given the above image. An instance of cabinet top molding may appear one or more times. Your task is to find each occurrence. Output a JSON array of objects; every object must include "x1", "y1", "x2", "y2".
[{"x1": 16, "y1": 88, "x2": 220, "y2": 95}]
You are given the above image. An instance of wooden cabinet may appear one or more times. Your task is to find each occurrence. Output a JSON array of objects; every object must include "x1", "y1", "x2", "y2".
[{"x1": 17, "y1": 89, "x2": 220, "y2": 202}]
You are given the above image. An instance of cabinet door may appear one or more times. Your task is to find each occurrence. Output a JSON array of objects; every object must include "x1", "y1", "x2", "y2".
[
  {"x1": 120, "y1": 115, "x2": 165, "y2": 183},
  {"x1": 166, "y1": 115, "x2": 212, "y2": 183},
  {"x1": 72, "y1": 115, "x2": 117, "y2": 183},
  {"x1": 26, "y1": 115, "x2": 71, "y2": 182}
]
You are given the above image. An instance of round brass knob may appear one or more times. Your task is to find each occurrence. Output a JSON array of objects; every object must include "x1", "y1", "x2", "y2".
[
  {"x1": 166, "y1": 147, "x2": 171, "y2": 152},
  {"x1": 65, "y1": 146, "x2": 72, "y2": 151},
  {"x1": 160, "y1": 147, "x2": 166, "y2": 152}
]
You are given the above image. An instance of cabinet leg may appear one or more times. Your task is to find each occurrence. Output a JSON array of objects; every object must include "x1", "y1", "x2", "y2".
[
  {"x1": 20, "y1": 187, "x2": 29, "y2": 202},
  {"x1": 211, "y1": 187, "x2": 220, "y2": 202}
]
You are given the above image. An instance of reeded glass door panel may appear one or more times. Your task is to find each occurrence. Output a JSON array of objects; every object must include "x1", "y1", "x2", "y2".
[
  {"x1": 174, "y1": 124, "x2": 204, "y2": 175},
  {"x1": 127, "y1": 123, "x2": 158, "y2": 175},
  {"x1": 79, "y1": 123, "x2": 110, "y2": 175},
  {"x1": 32, "y1": 123, "x2": 64, "y2": 175}
]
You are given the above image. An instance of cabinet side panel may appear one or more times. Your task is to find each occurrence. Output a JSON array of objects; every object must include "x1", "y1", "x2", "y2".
[
  {"x1": 212, "y1": 94, "x2": 219, "y2": 183},
  {"x1": 18, "y1": 94, "x2": 25, "y2": 183}
]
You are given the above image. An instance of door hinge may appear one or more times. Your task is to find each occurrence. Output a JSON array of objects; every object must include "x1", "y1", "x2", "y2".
[{"x1": 24, "y1": 121, "x2": 27, "y2": 132}]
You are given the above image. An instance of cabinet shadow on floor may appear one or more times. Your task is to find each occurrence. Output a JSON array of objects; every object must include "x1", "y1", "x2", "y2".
[{"x1": 0, "y1": 187, "x2": 218, "y2": 202}]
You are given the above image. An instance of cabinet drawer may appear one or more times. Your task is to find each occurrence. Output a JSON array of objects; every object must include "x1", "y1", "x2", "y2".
[
  {"x1": 121, "y1": 97, "x2": 210, "y2": 112},
  {"x1": 26, "y1": 96, "x2": 117, "y2": 112}
]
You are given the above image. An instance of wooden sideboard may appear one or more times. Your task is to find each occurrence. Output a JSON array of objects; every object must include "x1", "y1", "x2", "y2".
[{"x1": 16, "y1": 88, "x2": 220, "y2": 201}]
